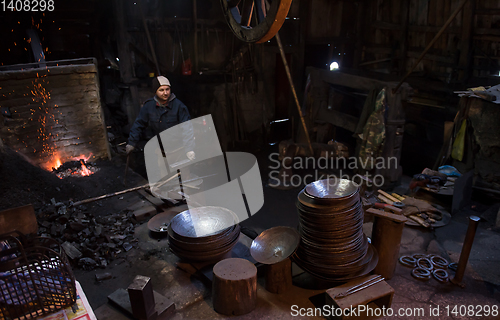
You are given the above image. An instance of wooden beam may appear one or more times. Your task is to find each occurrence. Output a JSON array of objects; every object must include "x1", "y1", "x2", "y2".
[
  {"x1": 315, "y1": 108, "x2": 358, "y2": 133},
  {"x1": 308, "y1": 68, "x2": 397, "y2": 92}
]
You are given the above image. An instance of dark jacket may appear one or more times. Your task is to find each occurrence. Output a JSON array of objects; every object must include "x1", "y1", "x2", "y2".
[{"x1": 128, "y1": 93, "x2": 195, "y2": 152}]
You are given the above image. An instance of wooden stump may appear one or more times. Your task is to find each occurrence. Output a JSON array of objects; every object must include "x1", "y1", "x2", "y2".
[
  {"x1": 212, "y1": 258, "x2": 257, "y2": 316},
  {"x1": 265, "y1": 258, "x2": 292, "y2": 294}
]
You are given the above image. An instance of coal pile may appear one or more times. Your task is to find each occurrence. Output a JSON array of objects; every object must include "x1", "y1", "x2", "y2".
[{"x1": 36, "y1": 198, "x2": 138, "y2": 270}]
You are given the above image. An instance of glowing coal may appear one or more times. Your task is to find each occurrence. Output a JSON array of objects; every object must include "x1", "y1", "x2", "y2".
[{"x1": 51, "y1": 158, "x2": 99, "y2": 179}]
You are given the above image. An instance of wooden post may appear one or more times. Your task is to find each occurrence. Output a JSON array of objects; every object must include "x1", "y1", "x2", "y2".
[
  {"x1": 369, "y1": 208, "x2": 407, "y2": 280},
  {"x1": 212, "y1": 258, "x2": 257, "y2": 316},
  {"x1": 265, "y1": 258, "x2": 292, "y2": 294}
]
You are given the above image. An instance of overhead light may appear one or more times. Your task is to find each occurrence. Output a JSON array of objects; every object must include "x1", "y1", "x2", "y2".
[{"x1": 330, "y1": 62, "x2": 339, "y2": 71}]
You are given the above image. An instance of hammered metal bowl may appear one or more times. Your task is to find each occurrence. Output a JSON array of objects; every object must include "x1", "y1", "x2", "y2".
[
  {"x1": 250, "y1": 226, "x2": 300, "y2": 265},
  {"x1": 167, "y1": 206, "x2": 241, "y2": 262}
]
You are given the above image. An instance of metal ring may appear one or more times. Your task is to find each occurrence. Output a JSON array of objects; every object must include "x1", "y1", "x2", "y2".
[
  {"x1": 399, "y1": 256, "x2": 416, "y2": 268},
  {"x1": 417, "y1": 258, "x2": 433, "y2": 271},
  {"x1": 411, "y1": 268, "x2": 431, "y2": 280},
  {"x1": 448, "y1": 262, "x2": 458, "y2": 271},
  {"x1": 432, "y1": 269, "x2": 449, "y2": 283},
  {"x1": 430, "y1": 255, "x2": 448, "y2": 269},
  {"x1": 393, "y1": 202, "x2": 405, "y2": 208}
]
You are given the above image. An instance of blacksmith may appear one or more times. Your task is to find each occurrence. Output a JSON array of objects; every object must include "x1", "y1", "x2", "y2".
[{"x1": 126, "y1": 76, "x2": 195, "y2": 162}]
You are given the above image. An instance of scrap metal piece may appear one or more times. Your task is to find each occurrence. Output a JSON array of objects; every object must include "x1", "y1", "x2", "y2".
[{"x1": 250, "y1": 226, "x2": 300, "y2": 265}]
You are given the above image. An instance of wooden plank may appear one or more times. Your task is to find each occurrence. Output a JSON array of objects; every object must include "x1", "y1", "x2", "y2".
[
  {"x1": 316, "y1": 108, "x2": 358, "y2": 133},
  {"x1": 475, "y1": 8, "x2": 500, "y2": 15},
  {"x1": 451, "y1": 0, "x2": 462, "y2": 27},
  {"x1": 399, "y1": 0, "x2": 411, "y2": 75},
  {"x1": 417, "y1": 0, "x2": 429, "y2": 50},
  {"x1": 428, "y1": 0, "x2": 437, "y2": 26},
  {"x1": 459, "y1": 0, "x2": 475, "y2": 81},
  {"x1": 409, "y1": 0, "x2": 418, "y2": 25},
  {"x1": 314, "y1": 69, "x2": 389, "y2": 91},
  {"x1": 132, "y1": 205, "x2": 157, "y2": 222},
  {"x1": 475, "y1": 28, "x2": 500, "y2": 36},
  {"x1": 392, "y1": 0, "x2": 402, "y2": 24},
  {"x1": 417, "y1": 0, "x2": 429, "y2": 26},
  {"x1": 137, "y1": 189, "x2": 166, "y2": 208}
]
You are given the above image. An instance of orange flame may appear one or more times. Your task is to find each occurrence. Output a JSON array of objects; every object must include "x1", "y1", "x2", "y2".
[
  {"x1": 42, "y1": 154, "x2": 62, "y2": 171},
  {"x1": 79, "y1": 160, "x2": 93, "y2": 176}
]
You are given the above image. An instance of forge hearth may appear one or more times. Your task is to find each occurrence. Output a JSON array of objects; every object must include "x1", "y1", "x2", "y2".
[
  {"x1": 52, "y1": 159, "x2": 99, "y2": 179},
  {"x1": 0, "y1": 58, "x2": 111, "y2": 170}
]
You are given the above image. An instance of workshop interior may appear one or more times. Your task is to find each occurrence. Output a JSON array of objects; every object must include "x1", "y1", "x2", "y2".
[{"x1": 0, "y1": 0, "x2": 499, "y2": 319}]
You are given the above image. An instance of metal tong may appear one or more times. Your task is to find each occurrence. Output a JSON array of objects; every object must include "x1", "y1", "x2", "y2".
[{"x1": 334, "y1": 275, "x2": 384, "y2": 299}]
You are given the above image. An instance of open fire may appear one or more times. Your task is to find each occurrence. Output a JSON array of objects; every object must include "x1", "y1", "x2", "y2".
[{"x1": 44, "y1": 153, "x2": 99, "y2": 179}]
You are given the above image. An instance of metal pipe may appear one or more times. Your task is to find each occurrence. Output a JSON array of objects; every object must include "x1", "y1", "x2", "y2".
[
  {"x1": 274, "y1": 33, "x2": 314, "y2": 156},
  {"x1": 393, "y1": 0, "x2": 470, "y2": 93},
  {"x1": 451, "y1": 215, "x2": 480, "y2": 286}
]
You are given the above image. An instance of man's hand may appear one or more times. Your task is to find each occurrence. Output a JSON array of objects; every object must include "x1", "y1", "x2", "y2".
[
  {"x1": 186, "y1": 151, "x2": 195, "y2": 160},
  {"x1": 126, "y1": 144, "x2": 135, "y2": 155}
]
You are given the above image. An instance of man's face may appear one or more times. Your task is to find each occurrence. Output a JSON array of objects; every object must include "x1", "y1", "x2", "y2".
[{"x1": 156, "y1": 85, "x2": 171, "y2": 103}]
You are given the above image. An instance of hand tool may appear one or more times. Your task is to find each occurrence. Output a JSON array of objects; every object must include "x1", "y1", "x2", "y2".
[
  {"x1": 334, "y1": 275, "x2": 384, "y2": 299},
  {"x1": 70, "y1": 173, "x2": 216, "y2": 207}
]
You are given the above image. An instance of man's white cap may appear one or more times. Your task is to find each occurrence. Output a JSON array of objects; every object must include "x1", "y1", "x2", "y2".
[{"x1": 152, "y1": 76, "x2": 171, "y2": 92}]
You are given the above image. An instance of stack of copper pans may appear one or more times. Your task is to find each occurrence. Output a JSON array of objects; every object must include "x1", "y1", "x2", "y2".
[
  {"x1": 293, "y1": 178, "x2": 378, "y2": 281},
  {"x1": 167, "y1": 206, "x2": 241, "y2": 262}
]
